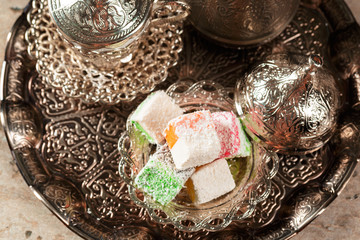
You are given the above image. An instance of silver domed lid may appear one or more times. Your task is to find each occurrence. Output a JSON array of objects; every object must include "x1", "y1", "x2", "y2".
[
  {"x1": 48, "y1": 0, "x2": 152, "y2": 49},
  {"x1": 235, "y1": 54, "x2": 342, "y2": 154}
]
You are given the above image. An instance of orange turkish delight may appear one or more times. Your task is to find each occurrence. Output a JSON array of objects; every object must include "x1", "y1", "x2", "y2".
[{"x1": 163, "y1": 111, "x2": 221, "y2": 169}]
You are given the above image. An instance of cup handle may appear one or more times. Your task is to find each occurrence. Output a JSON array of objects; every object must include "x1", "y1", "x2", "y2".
[{"x1": 150, "y1": 0, "x2": 190, "y2": 27}]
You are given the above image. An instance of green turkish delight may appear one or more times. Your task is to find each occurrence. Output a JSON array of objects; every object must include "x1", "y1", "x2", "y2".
[{"x1": 135, "y1": 150, "x2": 195, "y2": 205}]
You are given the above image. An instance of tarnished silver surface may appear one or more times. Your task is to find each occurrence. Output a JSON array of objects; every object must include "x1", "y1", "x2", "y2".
[
  {"x1": 236, "y1": 54, "x2": 342, "y2": 154},
  {"x1": 1, "y1": 0, "x2": 360, "y2": 239},
  {"x1": 187, "y1": 0, "x2": 300, "y2": 47},
  {"x1": 25, "y1": 0, "x2": 187, "y2": 103}
]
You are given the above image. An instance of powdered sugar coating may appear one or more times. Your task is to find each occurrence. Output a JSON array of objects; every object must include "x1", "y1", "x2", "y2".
[
  {"x1": 163, "y1": 111, "x2": 221, "y2": 169},
  {"x1": 131, "y1": 91, "x2": 183, "y2": 144},
  {"x1": 135, "y1": 149, "x2": 195, "y2": 205},
  {"x1": 188, "y1": 158, "x2": 236, "y2": 204},
  {"x1": 212, "y1": 111, "x2": 251, "y2": 158}
]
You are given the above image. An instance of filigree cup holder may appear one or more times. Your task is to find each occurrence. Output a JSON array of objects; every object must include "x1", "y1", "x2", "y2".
[
  {"x1": 25, "y1": 0, "x2": 189, "y2": 104},
  {"x1": 118, "y1": 81, "x2": 279, "y2": 231}
]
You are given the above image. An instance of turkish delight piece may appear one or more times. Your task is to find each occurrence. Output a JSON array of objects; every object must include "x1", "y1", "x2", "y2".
[
  {"x1": 163, "y1": 110, "x2": 221, "y2": 170},
  {"x1": 212, "y1": 111, "x2": 251, "y2": 158},
  {"x1": 135, "y1": 150, "x2": 195, "y2": 205},
  {"x1": 131, "y1": 90, "x2": 183, "y2": 144},
  {"x1": 186, "y1": 158, "x2": 236, "y2": 204}
]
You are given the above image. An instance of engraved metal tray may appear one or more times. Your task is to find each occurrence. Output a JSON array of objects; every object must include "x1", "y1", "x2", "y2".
[{"x1": 1, "y1": 0, "x2": 360, "y2": 239}]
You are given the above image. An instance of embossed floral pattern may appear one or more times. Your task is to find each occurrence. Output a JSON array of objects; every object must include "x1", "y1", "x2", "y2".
[{"x1": 2, "y1": 1, "x2": 360, "y2": 239}]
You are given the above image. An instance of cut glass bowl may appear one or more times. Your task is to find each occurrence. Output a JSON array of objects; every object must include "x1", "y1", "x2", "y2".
[{"x1": 118, "y1": 81, "x2": 279, "y2": 231}]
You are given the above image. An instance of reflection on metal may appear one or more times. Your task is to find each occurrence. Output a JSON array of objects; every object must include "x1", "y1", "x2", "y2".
[
  {"x1": 236, "y1": 54, "x2": 341, "y2": 154},
  {"x1": 187, "y1": 0, "x2": 300, "y2": 46},
  {"x1": 1, "y1": 0, "x2": 360, "y2": 239},
  {"x1": 26, "y1": 0, "x2": 189, "y2": 103}
]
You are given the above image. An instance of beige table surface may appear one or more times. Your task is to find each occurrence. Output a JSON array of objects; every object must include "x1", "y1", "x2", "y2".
[{"x1": 0, "y1": 1, "x2": 359, "y2": 239}]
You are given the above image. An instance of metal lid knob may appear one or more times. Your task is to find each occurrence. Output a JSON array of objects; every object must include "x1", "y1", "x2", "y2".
[{"x1": 48, "y1": 0, "x2": 152, "y2": 49}]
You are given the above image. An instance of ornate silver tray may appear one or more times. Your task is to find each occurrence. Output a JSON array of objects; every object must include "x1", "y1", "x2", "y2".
[{"x1": 1, "y1": 0, "x2": 360, "y2": 239}]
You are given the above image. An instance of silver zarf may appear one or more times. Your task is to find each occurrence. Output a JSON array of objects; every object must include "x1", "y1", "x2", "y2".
[
  {"x1": 27, "y1": 0, "x2": 189, "y2": 104},
  {"x1": 236, "y1": 54, "x2": 342, "y2": 154},
  {"x1": 48, "y1": 0, "x2": 189, "y2": 69},
  {"x1": 48, "y1": 0, "x2": 151, "y2": 50}
]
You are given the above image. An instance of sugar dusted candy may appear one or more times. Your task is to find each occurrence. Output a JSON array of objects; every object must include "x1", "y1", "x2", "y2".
[
  {"x1": 186, "y1": 158, "x2": 236, "y2": 204},
  {"x1": 134, "y1": 149, "x2": 195, "y2": 205},
  {"x1": 131, "y1": 91, "x2": 183, "y2": 144},
  {"x1": 163, "y1": 110, "x2": 221, "y2": 170},
  {"x1": 212, "y1": 111, "x2": 251, "y2": 158}
]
